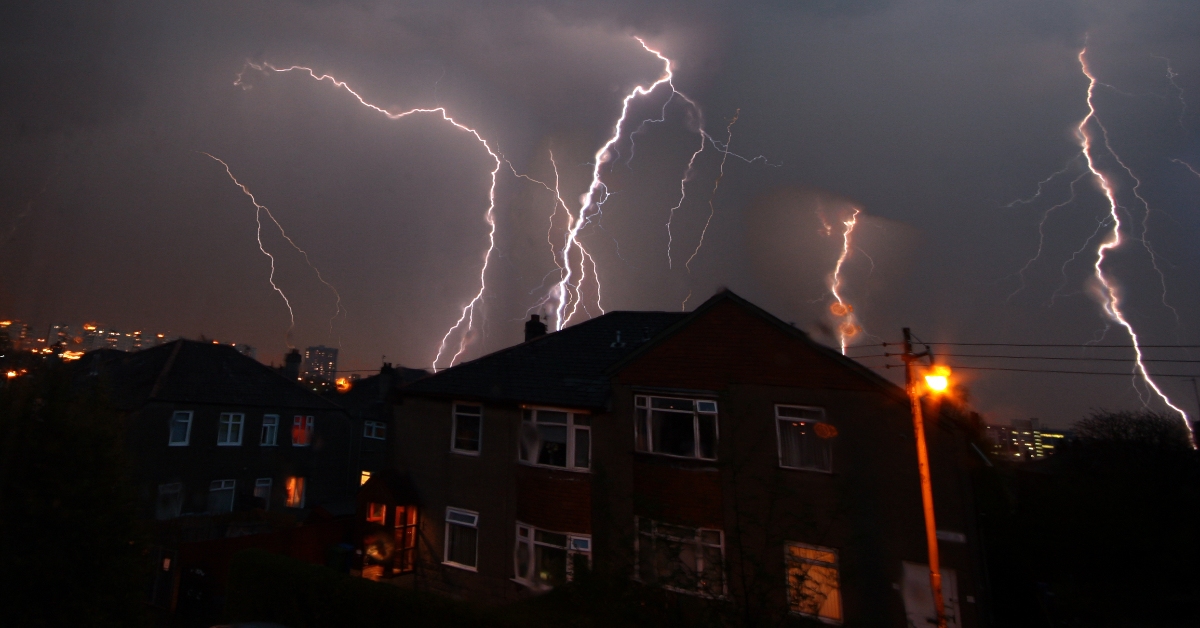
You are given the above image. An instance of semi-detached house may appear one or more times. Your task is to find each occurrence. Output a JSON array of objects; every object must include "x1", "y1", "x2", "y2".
[{"x1": 365, "y1": 290, "x2": 985, "y2": 626}]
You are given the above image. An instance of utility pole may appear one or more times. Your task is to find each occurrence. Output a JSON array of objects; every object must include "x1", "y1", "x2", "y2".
[{"x1": 901, "y1": 328, "x2": 947, "y2": 628}]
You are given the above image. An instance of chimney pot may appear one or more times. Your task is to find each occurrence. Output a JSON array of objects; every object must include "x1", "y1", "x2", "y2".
[{"x1": 525, "y1": 314, "x2": 548, "y2": 342}]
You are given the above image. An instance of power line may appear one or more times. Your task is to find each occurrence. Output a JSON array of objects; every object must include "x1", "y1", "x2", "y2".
[
  {"x1": 874, "y1": 363, "x2": 1200, "y2": 378},
  {"x1": 881, "y1": 353, "x2": 1200, "y2": 364}
]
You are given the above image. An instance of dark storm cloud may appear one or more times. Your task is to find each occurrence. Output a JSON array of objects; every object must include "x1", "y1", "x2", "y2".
[{"x1": 2, "y1": 0, "x2": 1199, "y2": 426}]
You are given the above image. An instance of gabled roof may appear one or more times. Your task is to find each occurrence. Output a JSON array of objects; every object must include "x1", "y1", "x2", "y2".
[
  {"x1": 81, "y1": 339, "x2": 342, "y2": 411},
  {"x1": 403, "y1": 311, "x2": 687, "y2": 409},
  {"x1": 403, "y1": 290, "x2": 902, "y2": 409}
]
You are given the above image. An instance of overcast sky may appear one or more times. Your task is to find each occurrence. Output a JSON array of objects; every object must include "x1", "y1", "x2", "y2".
[{"x1": 3, "y1": 0, "x2": 1199, "y2": 427}]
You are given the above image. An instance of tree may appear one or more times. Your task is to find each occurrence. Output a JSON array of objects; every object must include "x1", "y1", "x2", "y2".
[{"x1": 0, "y1": 364, "x2": 147, "y2": 627}]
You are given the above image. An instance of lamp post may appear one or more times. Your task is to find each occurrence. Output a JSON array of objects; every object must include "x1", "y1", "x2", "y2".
[{"x1": 901, "y1": 328, "x2": 949, "y2": 628}]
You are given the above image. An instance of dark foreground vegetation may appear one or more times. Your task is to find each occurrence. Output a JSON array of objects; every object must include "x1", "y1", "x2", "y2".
[{"x1": 978, "y1": 410, "x2": 1200, "y2": 628}]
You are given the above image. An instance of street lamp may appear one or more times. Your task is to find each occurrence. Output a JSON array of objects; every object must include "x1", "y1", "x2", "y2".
[{"x1": 901, "y1": 329, "x2": 950, "y2": 628}]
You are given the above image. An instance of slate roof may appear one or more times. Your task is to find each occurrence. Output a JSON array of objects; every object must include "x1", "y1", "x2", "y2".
[
  {"x1": 403, "y1": 311, "x2": 688, "y2": 410},
  {"x1": 81, "y1": 339, "x2": 342, "y2": 411}
]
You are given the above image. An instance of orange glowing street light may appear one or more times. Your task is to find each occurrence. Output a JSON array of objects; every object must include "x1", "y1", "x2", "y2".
[{"x1": 901, "y1": 328, "x2": 950, "y2": 628}]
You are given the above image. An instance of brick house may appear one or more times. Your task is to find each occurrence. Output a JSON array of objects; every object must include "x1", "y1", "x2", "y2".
[{"x1": 374, "y1": 291, "x2": 986, "y2": 625}]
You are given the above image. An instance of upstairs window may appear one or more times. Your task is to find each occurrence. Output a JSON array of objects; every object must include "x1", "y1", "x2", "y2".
[
  {"x1": 217, "y1": 413, "x2": 244, "y2": 446},
  {"x1": 635, "y1": 396, "x2": 718, "y2": 460},
  {"x1": 156, "y1": 483, "x2": 183, "y2": 520},
  {"x1": 168, "y1": 411, "x2": 193, "y2": 446},
  {"x1": 786, "y1": 542, "x2": 842, "y2": 624},
  {"x1": 519, "y1": 408, "x2": 590, "y2": 471},
  {"x1": 452, "y1": 403, "x2": 482, "y2": 454},
  {"x1": 253, "y1": 478, "x2": 272, "y2": 510},
  {"x1": 208, "y1": 479, "x2": 235, "y2": 513},
  {"x1": 363, "y1": 420, "x2": 387, "y2": 440},
  {"x1": 515, "y1": 523, "x2": 591, "y2": 589},
  {"x1": 261, "y1": 415, "x2": 279, "y2": 446},
  {"x1": 292, "y1": 416, "x2": 314, "y2": 446},
  {"x1": 776, "y1": 406, "x2": 833, "y2": 473},
  {"x1": 635, "y1": 517, "x2": 724, "y2": 597},
  {"x1": 444, "y1": 507, "x2": 479, "y2": 570}
]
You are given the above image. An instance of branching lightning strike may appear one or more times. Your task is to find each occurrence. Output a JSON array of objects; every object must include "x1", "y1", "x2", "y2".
[
  {"x1": 1075, "y1": 48, "x2": 1195, "y2": 445},
  {"x1": 235, "y1": 62, "x2": 500, "y2": 370},
  {"x1": 828, "y1": 208, "x2": 863, "y2": 355},
  {"x1": 202, "y1": 152, "x2": 345, "y2": 345}
]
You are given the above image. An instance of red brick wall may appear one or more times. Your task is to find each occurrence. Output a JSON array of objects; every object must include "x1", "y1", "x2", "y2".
[
  {"x1": 514, "y1": 464, "x2": 591, "y2": 533},
  {"x1": 618, "y1": 299, "x2": 876, "y2": 392},
  {"x1": 631, "y1": 460, "x2": 723, "y2": 528}
]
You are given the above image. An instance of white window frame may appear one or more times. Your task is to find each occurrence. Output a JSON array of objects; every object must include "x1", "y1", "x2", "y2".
[
  {"x1": 514, "y1": 521, "x2": 592, "y2": 590},
  {"x1": 363, "y1": 420, "x2": 387, "y2": 440},
  {"x1": 634, "y1": 395, "x2": 719, "y2": 461},
  {"x1": 786, "y1": 542, "x2": 843, "y2": 624},
  {"x1": 217, "y1": 412, "x2": 245, "y2": 446},
  {"x1": 451, "y1": 403, "x2": 482, "y2": 455},
  {"x1": 261, "y1": 414, "x2": 279, "y2": 446},
  {"x1": 168, "y1": 411, "x2": 193, "y2": 446},
  {"x1": 634, "y1": 516, "x2": 726, "y2": 598},
  {"x1": 156, "y1": 482, "x2": 183, "y2": 520},
  {"x1": 444, "y1": 507, "x2": 480, "y2": 571},
  {"x1": 519, "y1": 406, "x2": 591, "y2": 472},
  {"x1": 208, "y1": 479, "x2": 236, "y2": 513},
  {"x1": 775, "y1": 405, "x2": 834, "y2": 473},
  {"x1": 292, "y1": 415, "x2": 314, "y2": 447},
  {"x1": 253, "y1": 478, "x2": 272, "y2": 510}
]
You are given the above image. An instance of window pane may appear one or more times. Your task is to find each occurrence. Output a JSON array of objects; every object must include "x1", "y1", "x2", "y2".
[
  {"x1": 534, "y1": 544, "x2": 567, "y2": 587},
  {"x1": 574, "y1": 428, "x2": 590, "y2": 469},
  {"x1": 447, "y1": 510, "x2": 477, "y2": 526},
  {"x1": 789, "y1": 563, "x2": 841, "y2": 620},
  {"x1": 779, "y1": 420, "x2": 803, "y2": 468},
  {"x1": 635, "y1": 408, "x2": 649, "y2": 452},
  {"x1": 537, "y1": 424, "x2": 568, "y2": 467},
  {"x1": 696, "y1": 400, "x2": 718, "y2": 413},
  {"x1": 778, "y1": 405, "x2": 823, "y2": 421},
  {"x1": 169, "y1": 415, "x2": 190, "y2": 444},
  {"x1": 651, "y1": 410, "x2": 695, "y2": 457},
  {"x1": 534, "y1": 530, "x2": 568, "y2": 547},
  {"x1": 697, "y1": 414, "x2": 717, "y2": 459},
  {"x1": 261, "y1": 416, "x2": 277, "y2": 445},
  {"x1": 651, "y1": 397, "x2": 694, "y2": 411},
  {"x1": 455, "y1": 415, "x2": 481, "y2": 452},
  {"x1": 156, "y1": 484, "x2": 182, "y2": 520},
  {"x1": 516, "y1": 537, "x2": 532, "y2": 580},
  {"x1": 447, "y1": 523, "x2": 478, "y2": 567},
  {"x1": 701, "y1": 545, "x2": 724, "y2": 596}
]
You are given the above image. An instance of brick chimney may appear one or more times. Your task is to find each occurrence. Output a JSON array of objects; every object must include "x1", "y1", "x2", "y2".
[
  {"x1": 283, "y1": 348, "x2": 302, "y2": 381},
  {"x1": 524, "y1": 314, "x2": 547, "y2": 342}
]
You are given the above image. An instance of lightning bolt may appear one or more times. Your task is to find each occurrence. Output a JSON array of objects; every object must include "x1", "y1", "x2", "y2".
[
  {"x1": 1172, "y1": 158, "x2": 1200, "y2": 179},
  {"x1": 1152, "y1": 54, "x2": 1188, "y2": 130},
  {"x1": 1076, "y1": 48, "x2": 1195, "y2": 446},
  {"x1": 202, "y1": 152, "x2": 347, "y2": 347},
  {"x1": 235, "y1": 62, "x2": 500, "y2": 371},
  {"x1": 828, "y1": 208, "x2": 863, "y2": 355},
  {"x1": 1008, "y1": 172, "x2": 1087, "y2": 300}
]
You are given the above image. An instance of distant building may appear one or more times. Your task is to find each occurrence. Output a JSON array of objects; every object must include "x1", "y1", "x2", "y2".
[
  {"x1": 985, "y1": 418, "x2": 1064, "y2": 461},
  {"x1": 302, "y1": 345, "x2": 338, "y2": 386}
]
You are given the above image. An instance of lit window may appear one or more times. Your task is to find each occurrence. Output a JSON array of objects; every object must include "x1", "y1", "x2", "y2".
[
  {"x1": 156, "y1": 483, "x2": 183, "y2": 520},
  {"x1": 635, "y1": 517, "x2": 724, "y2": 597},
  {"x1": 292, "y1": 416, "x2": 314, "y2": 446},
  {"x1": 786, "y1": 542, "x2": 842, "y2": 623},
  {"x1": 261, "y1": 415, "x2": 279, "y2": 446},
  {"x1": 253, "y1": 478, "x2": 272, "y2": 510},
  {"x1": 217, "y1": 413, "x2": 245, "y2": 446},
  {"x1": 519, "y1": 408, "x2": 590, "y2": 471},
  {"x1": 208, "y1": 479, "x2": 236, "y2": 513},
  {"x1": 775, "y1": 406, "x2": 833, "y2": 473},
  {"x1": 366, "y1": 502, "x2": 386, "y2": 524},
  {"x1": 451, "y1": 404, "x2": 482, "y2": 454},
  {"x1": 168, "y1": 411, "x2": 193, "y2": 446},
  {"x1": 444, "y1": 507, "x2": 479, "y2": 570},
  {"x1": 515, "y1": 522, "x2": 591, "y2": 589},
  {"x1": 285, "y1": 476, "x2": 306, "y2": 508},
  {"x1": 394, "y1": 505, "x2": 418, "y2": 574},
  {"x1": 634, "y1": 396, "x2": 718, "y2": 460},
  {"x1": 360, "y1": 470, "x2": 372, "y2": 485},
  {"x1": 363, "y1": 420, "x2": 387, "y2": 440}
]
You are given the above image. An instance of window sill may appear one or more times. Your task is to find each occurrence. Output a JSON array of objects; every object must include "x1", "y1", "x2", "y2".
[
  {"x1": 168, "y1": 442, "x2": 189, "y2": 447},
  {"x1": 631, "y1": 451, "x2": 719, "y2": 470},
  {"x1": 216, "y1": 443, "x2": 242, "y2": 447},
  {"x1": 778, "y1": 464, "x2": 834, "y2": 475},
  {"x1": 517, "y1": 460, "x2": 590, "y2": 474},
  {"x1": 443, "y1": 561, "x2": 478, "y2": 572},
  {"x1": 450, "y1": 448, "x2": 481, "y2": 457},
  {"x1": 789, "y1": 610, "x2": 842, "y2": 625}
]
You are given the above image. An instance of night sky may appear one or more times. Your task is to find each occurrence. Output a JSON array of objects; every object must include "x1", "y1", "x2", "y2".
[{"x1": 3, "y1": 1, "x2": 1199, "y2": 428}]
